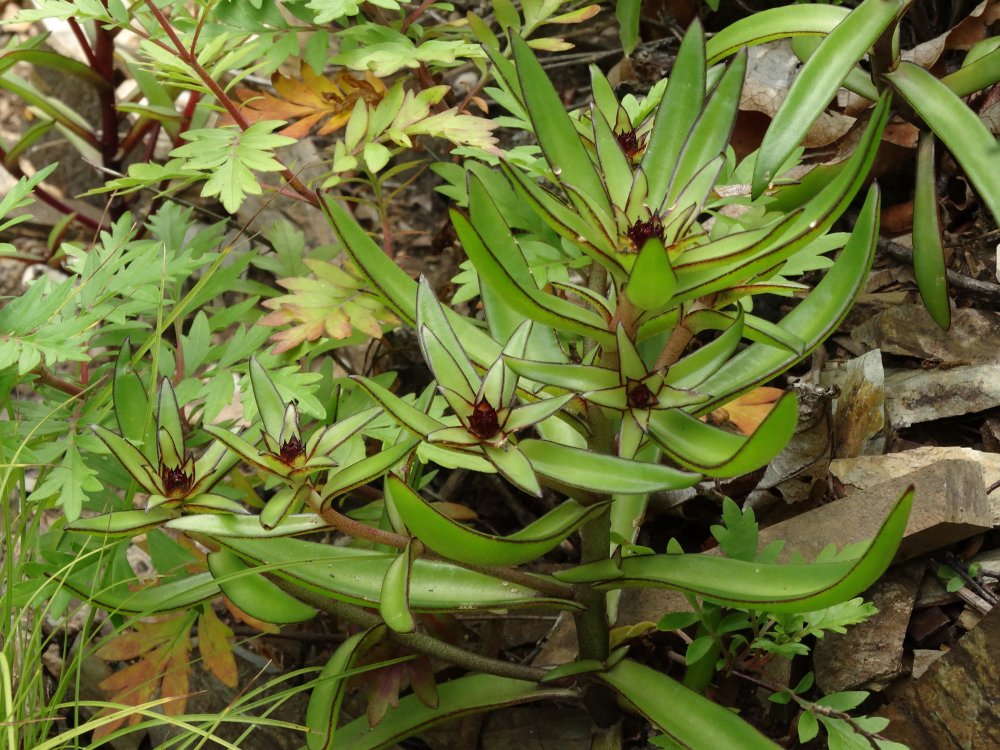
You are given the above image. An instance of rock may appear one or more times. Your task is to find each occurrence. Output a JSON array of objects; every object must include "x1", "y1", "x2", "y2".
[
  {"x1": 882, "y1": 364, "x2": 1000, "y2": 428},
  {"x1": 851, "y1": 305, "x2": 1000, "y2": 365},
  {"x1": 825, "y1": 349, "x2": 886, "y2": 458},
  {"x1": 831, "y1": 448, "x2": 1000, "y2": 526},
  {"x1": 910, "y1": 649, "x2": 945, "y2": 679},
  {"x1": 879, "y1": 604, "x2": 1000, "y2": 749},
  {"x1": 908, "y1": 606, "x2": 950, "y2": 645},
  {"x1": 764, "y1": 460, "x2": 991, "y2": 563},
  {"x1": 813, "y1": 561, "x2": 923, "y2": 692}
]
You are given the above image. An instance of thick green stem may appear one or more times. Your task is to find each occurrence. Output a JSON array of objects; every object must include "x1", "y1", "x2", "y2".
[{"x1": 280, "y1": 580, "x2": 549, "y2": 683}]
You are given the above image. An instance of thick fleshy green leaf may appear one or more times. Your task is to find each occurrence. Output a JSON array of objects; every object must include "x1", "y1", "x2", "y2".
[
  {"x1": 510, "y1": 35, "x2": 610, "y2": 217},
  {"x1": 942, "y1": 47, "x2": 1000, "y2": 97},
  {"x1": 351, "y1": 377, "x2": 444, "y2": 438},
  {"x1": 912, "y1": 132, "x2": 949, "y2": 330},
  {"x1": 504, "y1": 358, "x2": 620, "y2": 393},
  {"x1": 191, "y1": 437, "x2": 240, "y2": 494},
  {"x1": 501, "y1": 163, "x2": 619, "y2": 264},
  {"x1": 113, "y1": 341, "x2": 149, "y2": 448},
  {"x1": 307, "y1": 406, "x2": 382, "y2": 458},
  {"x1": 665, "y1": 49, "x2": 746, "y2": 207},
  {"x1": 420, "y1": 325, "x2": 479, "y2": 402},
  {"x1": 379, "y1": 540, "x2": 416, "y2": 633},
  {"x1": 61, "y1": 569, "x2": 219, "y2": 615},
  {"x1": 694, "y1": 183, "x2": 880, "y2": 410},
  {"x1": 502, "y1": 393, "x2": 575, "y2": 433},
  {"x1": 249, "y1": 357, "x2": 286, "y2": 438},
  {"x1": 216, "y1": 535, "x2": 580, "y2": 611},
  {"x1": 330, "y1": 674, "x2": 575, "y2": 749},
  {"x1": 260, "y1": 484, "x2": 311, "y2": 530},
  {"x1": 66, "y1": 509, "x2": 175, "y2": 537},
  {"x1": 306, "y1": 626, "x2": 386, "y2": 750},
  {"x1": 208, "y1": 548, "x2": 317, "y2": 624},
  {"x1": 705, "y1": 5, "x2": 849, "y2": 63},
  {"x1": 520, "y1": 439, "x2": 701, "y2": 493},
  {"x1": 179, "y1": 492, "x2": 248, "y2": 515},
  {"x1": 385, "y1": 476, "x2": 606, "y2": 565},
  {"x1": 203, "y1": 425, "x2": 290, "y2": 476},
  {"x1": 320, "y1": 437, "x2": 420, "y2": 503},
  {"x1": 92, "y1": 424, "x2": 161, "y2": 495},
  {"x1": 167, "y1": 512, "x2": 329, "y2": 537},
  {"x1": 591, "y1": 105, "x2": 633, "y2": 209},
  {"x1": 753, "y1": 0, "x2": 907, "y2": 196},
  {"x1": 665, "y1": 312, "x2": 744, "y2": 388},
  {"x1": 625, "y1": 237, "x2": 676, "y2": 311},
  {"x1": 685, "y1": 308, "x2": 804, "y2": 356},
  {"x1": 558, "y1": 488, "x2": 912, "y2": 613},
  {"x1": 647, "y1": 392, "x2": 797, "y2": 478},
  {"x1": 615, "y1": 0, "x2": 641, "y2": 55},
  {"x1": 643, "y1": 20, "x2": 706, "y2": 210},
  {"x1": 452, "y1": 205, "x2": 614, "y2": 346},
  {"x1": 886, "y1": 60, "x2": 1000, "y2": 225},
  {"x1": 483, "y1": 442, "x2": 542, "y2": 497},
  {"x1": 466, "y1": 174, "x2": 615, "y2": 338},
  {"x1": 416, "y1": 278, "x2": 481, "y2": 399},
  {"x1": 598, "y1": 659, "x2": 780, "y2": 749},
  {"x1": 319, "y1": 194, "x2": 417, "y2": 325},
  {"x1": 157, "y1": 378, "x2": 185, "y2": 459}
]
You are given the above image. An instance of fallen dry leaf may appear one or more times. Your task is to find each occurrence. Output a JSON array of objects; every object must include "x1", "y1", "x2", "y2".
[{"x1": 234, "y1": 64, "x2": 387, "y2": 138}]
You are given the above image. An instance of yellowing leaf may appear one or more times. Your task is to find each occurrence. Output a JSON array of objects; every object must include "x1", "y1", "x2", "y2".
[
  {"x1": 235, "y1": 65, "x2": 387, "y2": 138},
  {"x1": 260, "y1": 258, "x2": 399, "y2": 352},
  {"x1": 199, "y1": 605, "x2": 238, "y2": 688},
  {"x1": 715, "y1": 387, "x2": 785, "y2": 436}
]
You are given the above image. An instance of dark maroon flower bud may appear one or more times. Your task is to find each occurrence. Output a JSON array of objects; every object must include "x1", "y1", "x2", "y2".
[
  {"x1": 279, "y1": 435, "x2": 305, "y2": 464},
  {"x1": 627, "y1": 381, "x2": 657, "y2": 410},
  {"x1": 625, "y1": 216, "x2": 664, "y2": 252},
  {"x1": 468, "y1": 399, "x2": 501, "y2": 440},
  {"x1": 615, "y1": 128, "x2": 644, "y2": 159},
  {"x1": 161, "y1": 463, "x2": 192, "y2": 496}
]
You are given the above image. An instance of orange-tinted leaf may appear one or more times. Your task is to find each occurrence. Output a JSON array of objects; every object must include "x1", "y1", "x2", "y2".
[
  {"x1": 97, "y1": 614, "x2": 190, "y2": 661},
  {"x1": 225, "y1": 596, "x2": 280, "y2": 634},
  {"x1": 716, "y1": 386, "x2": 785, "y2": 435},
  {"x1": 160, "y1": 635, "x2": 191, "y2": 717},
  {"x1": 98, "y1": 653, "x2": 165, "y2": 693},
  {"x1": 431, "y1": 501, "x2": 478, "y2": 522},
  {"x1": 236, "y1": 65, "x2": 387, "y2": 138},
  {"x1": 199, "y1": 605, "x2": 238, "y2": 688}
]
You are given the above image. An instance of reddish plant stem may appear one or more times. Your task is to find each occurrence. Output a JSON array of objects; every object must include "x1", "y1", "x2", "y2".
[
  {"x1": 92, "y1": 23, "x2": 121, "y2": 172},
  {"x1": 67, "y1": 18, "x2": 98, "y2": 69},
  {"x1": 141, "y1": 0, "x2": 319, "y2": 207},
  {"x1": 400, "y1": 0, "x2": 436, "y2": 33}
]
